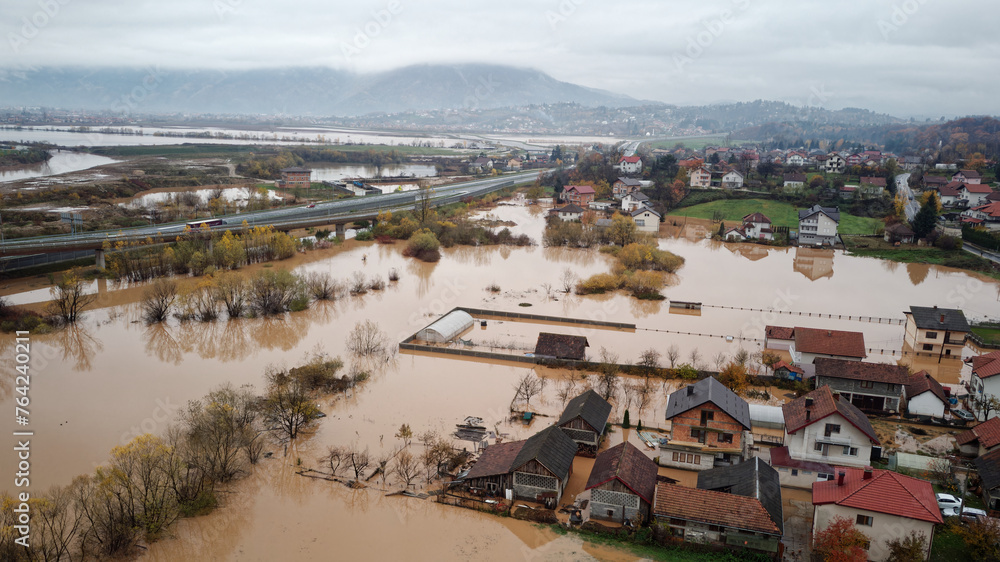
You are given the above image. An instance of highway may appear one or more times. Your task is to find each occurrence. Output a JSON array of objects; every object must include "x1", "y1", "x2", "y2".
[{"x1": 0, "y1": 170, "x2": 542, "y2": 257}]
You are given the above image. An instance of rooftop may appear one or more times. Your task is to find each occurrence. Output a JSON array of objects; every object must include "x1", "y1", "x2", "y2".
[
  {"x1": 814, "y1": 358, "x2": 910, "y2": 385},
  {"x1": 782, "y1": 385, "x2": 879, "y2": 444},
  {"x1": 798, "y1": 205, "x2": 840, "y2": 223},
  {"x1": 956, "y1": 416, "x2": 1000, "y2": 449},
  {"x1": 794, "y1": 327, "x2": 866, "y2": 358},
  {"x1": 812, "y1": 467, "x2": 943, "y2": 524},
  {"x1": 972, "y1": 351, "x2": 1000, "y2": 380},
  {"x1": 906, "y1": 306, "x2": 970, "y2": 332},
  {"x1": 511, "y1": 425, "x2": 578, "y2": 480},
  {"x1": 534, "y1": 333, "x2": 589, "y2": 360},
  {"x1": 653, "y1": 483, "x2": 781, "y2": 536},
  {"x1": 765, "y1": 325, "x2": 795, "y2": 340},
  {"x1": 696, "y1": 457, "x2": 783, "y2": 534},
  {"x1": 665, "y1": 377, "x2": 751, "y2": 430},
  {"x1": 585, "y1": 442, "x2": 658, "y2": 505},
  {"x1": 464, "y1": 440, "x2": 525, "y2": 479},
  {"x1": 905, "y1": 371, "x2": 947, "y2": 404},
  {"x1": 557, "y1": 389, "x2": 612, "y2": 434},
  {"x1": 975, "y1": 448, "x2": 1000, "y2": 492}
]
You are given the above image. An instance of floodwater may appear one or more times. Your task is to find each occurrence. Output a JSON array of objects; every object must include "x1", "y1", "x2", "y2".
[
  {"x1": 0, "y1": 150, "x2": 118, "y2": 183},
  {"x1": 1, "y1": 198, "x2": 999, "y2": 559},
  {"x1": 122, "y1": 186, "x2": 283, "y2": 209},
  {"x1": 308, "y1": 163, "x2": 438, "y2": 182}
]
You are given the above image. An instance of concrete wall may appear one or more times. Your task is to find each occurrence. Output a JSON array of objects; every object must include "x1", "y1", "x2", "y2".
[{"x1": 907, "y1": 393, "x2": 945, "y2": 418}]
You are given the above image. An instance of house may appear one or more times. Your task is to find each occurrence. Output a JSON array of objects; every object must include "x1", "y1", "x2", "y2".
[
  {"x1": 783, "y1": 173, "x2": 807, "y2": 189},
  {"x1": 903, "y1": 305, "x2": 969, "y2": 359},
  {"x1": 956, "y1": 416, "x2": 1000, "y2": 457},
  {"x1": 905, "y1": 371, "x2": 948, "y2": 419},
  {"x1": 721, "y1": 170, "x2": 744, "y2": 189},
  {"x1": 690, "y1": 167, "x2": 712, "y2": 188},
  {"x1": 621, "y1": 191, "x2": 650, "y2": 212},
  {"x1": 975, "y1": 449, "x2": 1000, "y2": 515},
  {"x1": 773, "y1": 360, "x2": 805, "y2": 382},
  {"x1": 884, "y1": 223, "x2": 915, "y2": 244},
  {"x1": 813, "y1": 467, "x2": 942, "y2": 562},
  {"x1": 787, "y1": 152, "x2": 807, "y2": 166},
  {"x1": 789, "y1": 327, "x2": 867, "y2": 367},
  {"x1": 825, "y1": 154, "x2": 846, "y2": 174},
  {"x1": 588, "y1": 200, "x2": 616, "y2": 212},
  {"x1": 585, "y1": 442, "x2": 658, "y2": 523},
  {"x1": 742, "y1": 212, "x2": 773, "y2": 241},
  {"x1": 839, "y1": 185, "x2": 858, "y2": 200},
  {"x1": 466, "y1": 425, "x2": 577, "y2": 505},
  {"x1": 797, "y1": 205, "x2": 840, "y2": 246},
  {"x1": 764, "y1": 326, "x2": 796, "y2": 350},
  {"x1": 549, "y1": 204, "x2": 585, "y2": 222},
  {"x1": 652, "y1": 483, "x2": 782, "y2": 557},
  {"x1": 969, "y1": 351, "x2": 1000, "y2": 421},
  {"x1": 922, "y1": 175, "x2": 949, "y2": 189},
  {"x1": 662, "y1": 377, "x2": 752, "y2": 470},
  {"x1": 469, "y1": 157, "x2": 494, "y2": 172},
  {"x1": 617, "y1": 155, "x2": 642, "y2": 175},
  {"x1": 963, "y1": 201, "x2": 1000, "y2": 229},
  {"x1": 631, "y1": 207, "x2": 660, "y2": 233},
  {"x1": 723, "y1": 225, "x2": 747, "y2": 241},
  {"x1": 612, "y1": 177, "x2": 642, "y2": 199},
  {"x1": 561, "y1": 185, "x2": 596, "y2": 207},
  {"x1": 847, "y1": 153, "x2": 864, "y2": 167},
  {"x1": 781, "y1": 385, "x2": 880, "y2": 471},
  {"x1": 952, "y1": 169, "x2": 981, "y2": 184},
  {"x1": 813, "y1": 358, "x2": 910, "y2": 415},
  {"x1": 936, "y1": 182, "x2": 964, "y2": 207},
  {"x1": 463, "y1": 440, "x2": 524, "y2": 496},
  {"x1": 859, "y1": 176, "x2": 886, "y2": 196},
  {"x1": 963, "y1": 183, "x2": 994, "y2": 207},
  {"x1": 901, "y1": 156, "x2": 923, "y2": 171},
  {"x1": 697, "y1": 457, "x2": 783, "y2": 539},
  {"x1": 768, "y1": 446, "x2": 836, "y2": 489},
  {"x1": 506, "y1": 157, "x2": 522, "y2": 171},
  {"x1": 557, "y1": 389, "x2": 611, "y2": 455},
  {"x1": 278, "y1": 166, "x2": 312, "y2": 188},
  {"x1": 534, "y1": 333, "x2": 589, "y2": 361}
]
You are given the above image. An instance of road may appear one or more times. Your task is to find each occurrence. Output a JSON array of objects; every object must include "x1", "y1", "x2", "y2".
[
  {"x1": 0, "y1": 170, "x2": 542, "y2": 256},
  {"x1": 895, "y1": 173, "x2": 919, "y2": 221}
]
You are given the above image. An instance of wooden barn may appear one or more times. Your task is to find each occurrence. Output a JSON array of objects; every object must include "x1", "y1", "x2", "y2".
[
  {"x1": 557, "y1": 389, "x2": 612, "y2": 456},
  {"x1": 463, "y1": 425, "x2": 577, "y2": 505},
  {"x1": 585, "y1": 442, "x2": 658, "y2": 523},
  {"x1": 534, "y1": 333, "x2": 589, "y2": 361}
]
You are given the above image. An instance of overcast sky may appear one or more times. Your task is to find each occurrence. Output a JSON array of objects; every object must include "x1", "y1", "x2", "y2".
[{"x1": 2, "y1": 0, "x2": 997, "y2": 118}]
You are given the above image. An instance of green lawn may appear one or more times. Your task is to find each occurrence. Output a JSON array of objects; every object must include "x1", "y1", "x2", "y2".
[
  {"x1": 649, "y1": 135, "x2": 730, "y2": 151},
  {"x1": 668, "y1": 199, "x2": 883, "y2": 235},
  {"x1": 972, "y1": 325, "x2": 1000, "y2": 345},
  {"x1": 843, "y1": 237, "x2": 1000, "y2": 280},
  {"x1": 930, "y1": 526, "x2": 969, "y2": 562}
]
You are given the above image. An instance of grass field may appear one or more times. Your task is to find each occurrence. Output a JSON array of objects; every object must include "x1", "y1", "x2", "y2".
[
  {"x1": 843, "y1": 236, "x2": 1000, "y2": 280},
  {"x1": 668, "y1": 199, "x2": 883, "y2": 235},
  {"x1": 649, "y1": 135, "x2": 730, "y2": 151},
  {"x1": 972, "y1": 325, "x2": 1000, "y2": 345}
]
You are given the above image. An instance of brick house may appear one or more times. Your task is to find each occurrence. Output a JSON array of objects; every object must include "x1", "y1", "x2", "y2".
[
  {"x1": 613, "y1": 177, "x2": 642, "y2": 199},
  {"x1": 662, "y1": 377, "x2": 751, "y2": 470},
  {"x1": 585, "y1": 442, "x2": 658, "y2": 523},
  {"x1": 557, "y1": 389, "x2": 611, "y2": 455},
  {"x1": 561, "y1": 185, "x2": 596, "y2": 207},
  {"x1": 813, "y1": 358, "x2": 910, "y2": 415},
  {"x1": 278, "y1": 166, "x2": 312, "y2": 188}
]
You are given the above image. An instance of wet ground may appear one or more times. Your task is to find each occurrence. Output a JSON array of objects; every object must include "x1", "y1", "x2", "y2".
[{"x1": 1, "y1": 198, "x2": 999, "y2": 560}]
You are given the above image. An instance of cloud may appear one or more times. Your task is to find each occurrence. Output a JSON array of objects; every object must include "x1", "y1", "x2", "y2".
[{"x1": 0, "y1": 0, "x2": 996, "y2": 116}]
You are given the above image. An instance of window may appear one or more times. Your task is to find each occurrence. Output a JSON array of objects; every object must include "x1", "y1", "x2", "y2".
[
  {"x1": 856, "y1": 515, "x2": 873, "y2": 527},
  {"x1": 844, "y1": 446, "x2": 859, "y2": 456},
  {"x1": 926, "y1": 331, "x2": 938, "y2": 339},
  {"x1": 922, "y1": 344, "x2": 934, "y2": 351},
  {"x1": 824, "y1": 423, "x2": 841, "y2": 437},
  {"x1": 860, "y1": 380, "x2": 874, "y2": 389},
  {"x1": 701, "y1": 411, "x2": 714, "y2": 425},
  {"x1": 635, "y1": 220, "x2": 645, "y2": 227},
  {"x1": 607, "y1": 509, "x2": 615, "y2": 518},
  {"x1": 814, "y1": 441, "x2": 823, "y2": 452},
  {"x1": 670, "y1": 518, "x2": 685, "y2": 526},
  {"x1": 690, "y1": 429, "x2": 706, "y2": 443},
  {"x1": 671, "y1": 452, "x2": 701, "y2": 465},
  {"x1": 887, "y1": 384, "x2": 897, "y2": 392},
  {"x1": 818, "y1": 473, "x2": 834, "y2": 481},
  {"x1": 718, "y1": 433, "x2": 733, "y2": 444},
  {"x1": 791, "y1": 469, "x2": 799, "y2": 476}
]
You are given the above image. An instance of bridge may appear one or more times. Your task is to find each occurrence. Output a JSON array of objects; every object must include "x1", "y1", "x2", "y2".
[{"x1": 0, "y1": 171, "x2": 541, "y2": 270}]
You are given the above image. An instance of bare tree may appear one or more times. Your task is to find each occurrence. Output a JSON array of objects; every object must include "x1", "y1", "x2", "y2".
[
  {"x1": 556, "y1": 373, "x2": 579, "y2": 406},
  {"x1": 638, "y1": 348, "x2": 661, "y2": 375},
  {"x1": 48, "y1": 269, "x2": 96, "y2": 323},
  {"x1": 666, "y1": 344, "x2": 680, "y2": 369},
  {"x1": 304, "y1": 271, "x2": 339, "y2": 300},
  {"x1": 713, "y1": 352, "x2": 729, "y2": 372},
  {"x1": 213, "y1": 272, "x2": 248, "y2": 319},
  {"x1": 393, "y1": 450, "x2": 420, "y2": 489},
  {"x1": 621, "y1": 382, "x2": 637, "y2": 412},
  {"x1": 348, "y1": 447, "x2": 371, "y2": 480},
  {"x1": 322, "y1": 446, "x2": 349, "y2": 477},
  {"x1": 346, "y1": 320, "x2": 390, "y2": 358},
  {"x1": 635, "y1": 378, "x2": 654, "y2": 416},
  {"x1": 139, "y1": 278, "x2": 178, "y2": 323},
  {"x1": 25, "y1": 484, "x2": 84, "y2": 561},
  {"x1": 733, "y1": 348, "x2": 750, "y2": 367},
  {"x1": 688, "y1": 348, "x2": 703, "y2": 371},
  {"x1": 595, "y1": 347, "x2": 620, "y2": 401},
  {"x1": 349, "y1": 271, "x2": 368, "y2": 295},
  {"x1": 561, "y1": 268, "x2": 577, "y2": 293},
  {"x1": 510, "y1": 372, "x2": 545, "y2": 411},
  {"x1": 259, "y1": 366, "x2": 322, "y2": 440}
]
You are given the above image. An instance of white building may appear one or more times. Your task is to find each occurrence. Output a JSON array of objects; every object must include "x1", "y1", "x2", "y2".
[
  {"x1": 970, "y1": 351, "x2": 1000, "y2": 421},
  {"x1": 904, "y1": 371, "x2": 948, "y2": 419},
  {"x1": 721, "y1": 170, "x2": 744, "y2": 189},
  {"x1": 781, "y1": 385, "x2": 879, "y2": 469},
  {"x1": 797, "y1": 205, "x2": 840, "y2": 246},
  {"x1": 631, "y1": 207, "x2": 660, "y2": 233}
]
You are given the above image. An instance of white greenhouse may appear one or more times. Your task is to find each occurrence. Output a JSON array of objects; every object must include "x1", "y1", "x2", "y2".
[{"x1": 416, "y1": 310, "x2": 474, "y2": 343}]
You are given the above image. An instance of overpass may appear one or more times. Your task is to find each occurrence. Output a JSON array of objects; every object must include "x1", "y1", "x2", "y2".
[{"x1": 0, "y1": 171, "x2": 541, "y2": 270}]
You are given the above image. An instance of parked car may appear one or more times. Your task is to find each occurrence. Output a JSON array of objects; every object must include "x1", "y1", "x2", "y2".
[
  {"x1": 952, "y1": 409, "x2": 975, "y2": 422},
  {"x1": 307, "y1": 204, "x2": 316, "y2": 208},
  {"x1": 937, "y1": 493, "x2": 963, "y2": 516},
  {"x1": 959, "y1": 507, "x2": 988, "y2": 524}
]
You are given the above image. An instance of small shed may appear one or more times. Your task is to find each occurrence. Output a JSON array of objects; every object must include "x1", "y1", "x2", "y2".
[
  {"x1": 416, "y1": 310, "x2": 474, "y2": 343},
  {"x1": 749, "y1": 404, "x2": 785, "y2": 430},
  {"x1": 557, "y1": 389, "x2": 612, "y2": 455},
  {"x1": 534, "y1": 333, "x2": 589, "y2": 360}
]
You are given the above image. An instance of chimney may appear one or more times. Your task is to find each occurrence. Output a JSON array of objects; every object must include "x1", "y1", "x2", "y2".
[
  {"x1": 940, "y1": 314, "x2": 946, "y2": 323},
  {"x1": 832, "y1": 391, "x2": 841, "y2": 402},
  {"x1": 806, "y1": 409, "x2": 811, "y2": 421},
  {"x1": 687, "y1": 385, "x2": 694, "y2": 396},
  {"x1": 805, "y1": 397, "x2": 814, "y2": 408},
  {"x1": 863, "y1": 467, "x2": 873, "y2": 480},
  {"x1": 837, "y1": 471, "x2": 846, "y2": 486},
  {"x1": 827, "y1": 330, "x2": 832, "y2": 337}
]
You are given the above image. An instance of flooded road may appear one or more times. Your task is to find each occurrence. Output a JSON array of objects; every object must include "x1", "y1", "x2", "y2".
[
  {"x1": 0, "y1": 150, "x2": 118, "y2": 183},
  {"x1": 1, "y1": 199, "x2": 998, "y2": 559}
]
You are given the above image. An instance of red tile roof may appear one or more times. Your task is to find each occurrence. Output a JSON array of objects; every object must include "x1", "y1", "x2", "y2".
[
  {"x1": 653, "y1": 483, "x2": 780, "y2": 535},
  {"x1": 965, "y1": 183, "x2": 994, "y2": 194},
  {"x1": 972, "y1": 351, "x2": 1000, "y2": 380},
  {"x1": 765, "y1": 326, "x2": 795, "y2": 340},
  {"x1": 743, "y1": 212, "x2": 771, "y2": 224},
  {"x1": 814, "y1": 358, "x2": 910, "y2": 384},
  {"x1": 782, "y1": 386, "x2": 879, "y2": 444},
  {"x1": 972, "y1": 202, "x2": 1000, "y2": 218},
  {"x1": 812, "y1": 467, "x2": 943, "y2": 524},
  {"x1": 585, "y1": 442, "x2": 658, "y2": 505},
  {"x1": 565, "y1": 185, "x2": 596, "y2": 195},
  {"x1": 905, "y1": 371, "x2": 947, "y2": 404},
  {"x1": 794, "y1": 327, "x2": 866, "y2": 358},
  {"x1": 955, "y1": 416, "x2": 1000, "y2": 449},
  {"x1": 620, "y1": 156, "x2": 641, "y2": 163},
  {"x1": 773, "y1": 360, "x2": 804, "y2": 375}
]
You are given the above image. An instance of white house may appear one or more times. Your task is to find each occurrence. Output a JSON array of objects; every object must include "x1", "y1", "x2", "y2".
[
  {"x1": 963, "y1": 201, "x2": 1000, "y2": 230},
  {"x1": 798, "y1": 205, "x2": 840, "y2": 246},
  {"x1": 721, "y1": 170, "x2": 744, "y2": 189},
  {"x1": 786, "y1": 153, "x2": 807, "y2": 167},
  {"x1": 952, "y1": 169, "x2": 982, "y2": 184},
  {"x1": 617, "y1": 155, "x2": 642, "y2": 174},
  {"x1": 742, "y1": 212, "x2": 773, "y2": 241},
  {"x1": 690, "y1": 167, "x2": 712, "y2": 188},
  {"x1": 825, "y1": 154, "x2": 846, "y2": 174},
  {"x1": 903, "y1": 306, "x2": 970, "y2": 359},
  {"x1": 631, "y1": 207, "x2": 660, "y2": 233},
  {"x1": 621, "y1": 191, "x2": 650, "y2": 212},
  {"x1": 904, "y1": 371, "x2": 948, "y2": 419},
  {"x1": 783, "y1": 173, "x2": 807, "y2": 189},
  {"x1": 781, "y1": 386, "x2": 880, "y2": 469},
  {"x1": 970, "y1": 351, "x2": 1000, "y2": 421},
  {"x1": 550, "y1": 204, "x2": 585, "y2": 222},
  {"x1": 964, "y1": 183, "x2": 994, "y2": 207}
]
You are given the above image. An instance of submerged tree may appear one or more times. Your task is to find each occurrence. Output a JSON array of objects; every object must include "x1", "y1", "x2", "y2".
[{"x1": 48, "y1": 269, "x2": 96, "y2": 323}]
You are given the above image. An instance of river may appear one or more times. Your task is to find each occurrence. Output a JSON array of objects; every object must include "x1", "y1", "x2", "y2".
[
  {"x1": 0, "y1": 150, "x2": 118, "y2": 183},
  {"x1": 0, "y1": 200, "x2": 997, "y2": 559}
]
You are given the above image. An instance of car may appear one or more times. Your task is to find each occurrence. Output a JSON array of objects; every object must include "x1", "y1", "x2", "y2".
[
  {"x1": 952, "y1": 409, "x2": 975, "y2": 421},
  {"x1": 959, "y1": 507, "x2": 988, "y2": 524},
  {"x1": 307, "y1": 204, "x2": 316, "y2": 208},
  {"x1": 937, "y1": 493, "x2": 963, "y2": 515}
]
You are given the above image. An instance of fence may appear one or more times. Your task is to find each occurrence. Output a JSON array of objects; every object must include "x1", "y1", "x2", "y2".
[{"x1": 699, "y1": 304, "x2": 904, "y2": 325}]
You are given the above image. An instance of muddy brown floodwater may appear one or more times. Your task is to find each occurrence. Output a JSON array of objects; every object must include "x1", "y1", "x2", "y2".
[{"x1": 2, "y1": 199, "x2": 999, "y2": 560}]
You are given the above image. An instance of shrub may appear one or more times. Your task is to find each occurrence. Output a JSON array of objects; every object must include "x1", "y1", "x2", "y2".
[
  {"x1": 388, "y1": 268, "x2": 400, "y2": 282},
  {"x1": 354, "y1": 229, "x2": 375, "y2": 241},
  {"x1": 403, "y1": 229, "x2": 441, "y2": 262},
  {"x1": 575, "y1": 273, "x2": 621, "y2": 295}
]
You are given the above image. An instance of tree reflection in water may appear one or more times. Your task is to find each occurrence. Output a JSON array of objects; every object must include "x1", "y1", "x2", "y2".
[{"x1": 52, "y1": 323, "x2": 105, "y2": 371}]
